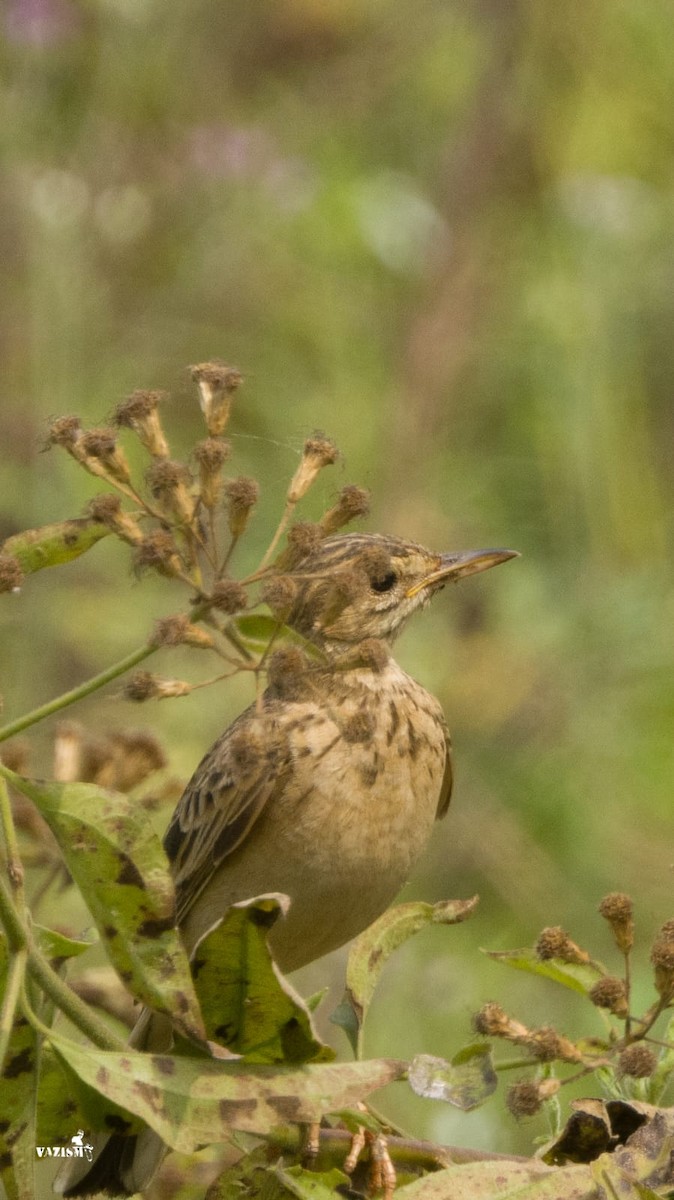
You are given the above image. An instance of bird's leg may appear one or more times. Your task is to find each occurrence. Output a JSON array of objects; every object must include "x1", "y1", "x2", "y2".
[
  {"x1": 343, "y1": 1105, "x2": 397, "y2": 1200},
  {"x1": 300, "y1": 1122, "x2": 321, "y2": 1166}
]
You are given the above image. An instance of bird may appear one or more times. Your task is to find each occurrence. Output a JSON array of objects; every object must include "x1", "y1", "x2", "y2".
[{"x1": 59, "y1": 531, "x2": 517, "y2": 1197}]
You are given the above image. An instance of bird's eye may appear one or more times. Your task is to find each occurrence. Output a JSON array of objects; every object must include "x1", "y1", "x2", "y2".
[{"x1": 370, "y1": 571, "x2": 397, "y2": 593}]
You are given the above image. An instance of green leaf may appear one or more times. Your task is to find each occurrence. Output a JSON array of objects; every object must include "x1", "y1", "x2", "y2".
[
  {"x1": 273, "y1": 1164, "x2": 351, "y2": 1200},
  {"x1": 34, "y1": 925, "x2": 97, "y2": 962},
  {"x1": 191, "y1": 895, "x2": 333, "y2": 1064},
  {"x1": 408, "y1": 1046, "x2": 497, "y2": 1111},
  {"x1": 1, "y1": 770, "x2": 205, "y2": 1043},
  {"x1": 333, "y1": 898, "x2": 478, "y2": 1057},
  {"x1": 232, "y1": 614, "x2": 322, "y2": 659},
  {"x1": 48, "y1": 1032, "x2": 406, "y2": 1152},
  {"x1": 394, "y1": 1159, "x2": 593, "y2": 1199},
  {"x1": 1, "y1": 519, "x2": 110, "y2": 574},
  {"x1": 35, "y1": 1045, "x2": 136, "y2": 1146},
  {"x1": 483, "y1": 947, "x2": 604, "y2": 995},
  {"x1": 0, "y1": 936, "x2": 37, "y2": 1200}
]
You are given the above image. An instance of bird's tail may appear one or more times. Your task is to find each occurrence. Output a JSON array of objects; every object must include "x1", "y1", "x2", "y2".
[{"x1": 54, "y1": 1008, "x2": 171, "y2": 1198}]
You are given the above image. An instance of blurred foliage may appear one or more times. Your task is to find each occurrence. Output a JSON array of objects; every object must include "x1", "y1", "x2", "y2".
[{"x1": 1, "y1": 0, "x2": 674, "y2": 1175}]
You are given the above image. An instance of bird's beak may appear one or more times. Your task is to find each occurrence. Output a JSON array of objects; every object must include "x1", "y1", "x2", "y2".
[{"x1": 406, "y1": 548, "x2": 520, "y2": 598}]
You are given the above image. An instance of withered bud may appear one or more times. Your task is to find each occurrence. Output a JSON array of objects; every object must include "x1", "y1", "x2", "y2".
[
  {"x1": 133, "y1": 532, "x2": 183, "y2": 578},
  {"x1": 53, "y1": 721, "x2": 84, "y2": 782},
  {"x1": 98, "y1": 729, "x2": 167, "y2": 792},
  {"x1": 277, "y1": 521, "x2": 323, "y2": 570},
  {"x1": 87, "y1": 495, "x2": 144, "y2": 545},
  {"x1": 525, "y1": 1027, "x2": 581, "y2": 1064},
  {"x1": 113, "y1": 390, "x2": 170, "y2": 458},
  {"x1": 46, "y1": 414, "x2": 82, "y2": 448},
  {"x1": 0, "y1": 739, "x2": 29, "y2": 775},
  {"x1": 193, "y1": 438, "x2": 231, "y2": 508},
  {"x1": 267, "y1": 646, "x2": 310, "y2": 700},
  {"x1": 123, "y1": 671, "x2": 192, "y2": 701},
  {"x1": 225, "y1": 476, "x2": 259, "y2": 536},
  {"x1": 535, "y1": 926, "x2": 590, "y2": 965},
  {"x1": 209, "y1": 579, "x2": 248, "y2": 614},
  {"x1": 80, "y1": 428, "x2": 132, "y2": 485},
  {"x1": 287, "y1": 433, "x2": 339, "y2": 503},
  {"x1": 262, "y1": 575, "x2": 298, "y2": 622},
  {"x1": 190, "y1": 360, "x2": 242, "y2": 436},
  {"x1": 145, "y1": 460, "x2": 194, "y2": 524},
  {"x1": 0, "y1": 554, "x2": 24, "y2": 594},
  {"x1": 618, "y1": 1044, "x2": 658, "y2": 1079},
  {"x1": 506, "y1": 1079, "x2": 560, "y2": 1119},
  {"x1": 473, "y1": 1002, "x2": 514, "y2": 1038},
  {"x1": 319, "y1": 485, "x2": 371, "y2": 536},
  {"x1": 152, "y1": 614, "x2": 215, "y2": 650},
  {"x1": 589, "y1": 976, "x2": 629, "y2": 1018},
  {"x1": 341, "y1": 710, "x2": 376, "y2": 744},
  {"x1": 650, "y1": 921, "x2": 674, "y2": 1001},
  {"x1": 598, "y1": 892, "x2": 635, "y2": 955}
]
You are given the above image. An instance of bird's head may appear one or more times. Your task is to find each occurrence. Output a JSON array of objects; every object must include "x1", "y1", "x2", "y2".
[{"x1": 278, "y1": 532, "x2": 518, "y2": 651}]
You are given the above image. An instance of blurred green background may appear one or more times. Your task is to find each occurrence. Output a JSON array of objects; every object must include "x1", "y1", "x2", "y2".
[{"x1": 2, "y1": 0, "x2": 674, "y2": 1166}]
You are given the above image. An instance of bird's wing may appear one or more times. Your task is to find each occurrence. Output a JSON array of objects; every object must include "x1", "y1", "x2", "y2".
[
  {"x1": 163, "y1": 703, "x2": 292, "y2": 927},
  {"x1": 436, "y1": 721, "x2": 453, "y2": 818}
]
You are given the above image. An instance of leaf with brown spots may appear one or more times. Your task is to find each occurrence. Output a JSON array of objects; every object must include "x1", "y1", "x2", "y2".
[
  {"x1": 48, "y1": 1031, "x2": 406, "y2": 1151},
  {"x1": 1, "y1": 770, "x2": 205, "y2": 1043},
  {"x1": 191, "y1": 895, "x2": 333, "y2": 1065},
  {"x1": 332, "y1": 897, "x2": 478, "y2": 1057},
  {"x1": 1, "y1": 517, "x2": 110, "y2": 575}
]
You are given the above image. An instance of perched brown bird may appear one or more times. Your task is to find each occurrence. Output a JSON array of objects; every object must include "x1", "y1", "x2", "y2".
[{"x1": 60, "y1": 532, "x2": 517, "y2": 1197}]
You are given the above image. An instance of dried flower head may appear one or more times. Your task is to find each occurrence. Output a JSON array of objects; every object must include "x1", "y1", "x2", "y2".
[
  {"x1": 598, "y1": 892, "x2": 634, "y2": 955},
  {"x1": 267, "y1": 646, "x2": 311, "y2": 700},
  {"x1": 123, "y1": 672, "x2": 192, "y2": 701},
  {"x1": 145, "y1": 460, "x2": 194, "y2": 524},
  {"x1": 319, "y1": 485, "x2": 371, "y2": 536},
  {"x1": 224, "y1": 476, "x2": 259, "y2": 537},
  {"x1": 277, "y1": 521, "x2": 324, "y2": 570},
  {"x1": 133, "y1": 532, "x2": 184, "y2": 579},
  {"x1": 152, "y1": 614, "x2": 215, "y2": 650},
  {"x1": 100, "y1": 729, "x2": 168, "y2": 792},
  {"x1": 535, "y1": 926, "x2": 590, "y2": 965},
  {"x1": 46, "y1": 415, "x2": 82, "y2": 448},
  {"x1": 193, "y1": 438, "x2": 231, "y2": 508},
  {"x1": 0, "y1": 554, "x2": 25, "y2": 594},
  {"x1": 651, "y1": 920, "x2": 674, "y2": 1001},
  {"x1": 262, "y1": 575, "x2": 298, "y2": 622},
  {"x1": 80, "y1": 428, "x2": 132, "y2": 485},
  {"x1": 190, "y1": 360, "x2": 242, "y2": 436},
  {"x1": 209, "y1": 579, "x2": 248, "y2": 614},
  {"x1": 287, "y1": 433, "x2": 339, "y2": 504},
  {"x1": 618, "y1": 1044, "x2": 657, "y2": 1079},
  {"x1": 525, "y1": 1027, "x2": 581, "y2": 1064},
  {"x1": 87, "y1": 495, "x2": 143, "y2": 545},
  {"x1": 506, "y1": 1079, "x2": 560, "y2": 1119},
  {"x1": 473, "y1": 1002, "x2": 513, "y2": 1038},
  {"x1": 589, "y1": 976, "x2": 628, "y2": 1018},
  {"x1": 113, "y1": 390, "x2": 170, "y2": 458}
]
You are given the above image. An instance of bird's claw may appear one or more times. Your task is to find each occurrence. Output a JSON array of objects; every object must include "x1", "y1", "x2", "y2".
[{"x1": 344, "y1": 1126, "x2": 396, "y2": 1199}]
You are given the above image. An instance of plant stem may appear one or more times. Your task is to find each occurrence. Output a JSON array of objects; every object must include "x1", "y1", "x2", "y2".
[
  {"x1": 0, "y1": 946, "x2": 27, "y2": 1072},
  {"x1": 0, "y1": 774, "x2": 26, "y2": 911},
  {"x1": 0, "y1": 642, "x2": 157, "y2": 744},
  {"x1": 26, "y1": 941, "x2": 126, "y2": 1051}
]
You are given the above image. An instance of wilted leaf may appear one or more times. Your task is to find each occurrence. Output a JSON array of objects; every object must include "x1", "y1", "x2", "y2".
[
  {"x1": 592, "y1": 1108, "x2": 674, "y2": 1198},
  {"x1": 2, "y1": 519, "x2": 110, "y2": 574},
  {"x1": 484, "y1": 947, "x2": 604, "y2": 996},
  {"x1": 393, "y1": 1158, "x2": 593, "y2": 1199},
  {"x1": 333, "y1": 898, "x2": 478, "y2": 1056},
  {"x1": 191, "y1": 895, "x2": 333, "y2": 1064},
  {"x1": 0, "y1": 769, "x2": 205, "y2": 1043},
  {"x1": 408, "y1": 1046, "x2": 497, "y2": 1111},
  {"x1": 543, "y1": 1098, "x2": 650, "y2": 1166},
  {"x1": 49, "y1": 1032, "x2": 406, "y2": 1152}
]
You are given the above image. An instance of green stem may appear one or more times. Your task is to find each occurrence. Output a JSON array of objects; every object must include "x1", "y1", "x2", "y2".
[
  {"x1": 0, "y1": 873, "x2": 124, "y2": 1051},
  {"x1": 0, "y1": 774, "x2": 26, "y2": 912},
  {"x1": 0, "y1": 642, "x2": 157, "y2": 743},
  {"x1": 0, "y1": 946, "x2": 27, "y2": 1072}
]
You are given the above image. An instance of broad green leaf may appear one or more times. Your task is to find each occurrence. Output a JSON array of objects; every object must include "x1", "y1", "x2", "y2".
[
  {"x1": 333, "y1": 898, "x2": 478, "y2": 1056},
  {"x1": 394, "y1": 1159, "x2": 594, "y2": 1199},
  {"x1": 191, "y1": 895, "x2": 333, "y2": 1064},
  {"x1": 273, "y1": 1164, "x2": 351, "y2": 1200},
  {"x1": 0, "y1": 768, "x2": 205, "y2": 1043},
  {"x1": 0, "y1": 936, "x2": 37, "y2": 1200},
  {"x1": 1, "y1": 519, "x2": 110, "y2": 574},
  {"x1": 408, "y1": 1046, "x2": 497, "y2": 1111},
  {"x1": 35, "y1": 1045, "x2": 137, "y2": 1146},
  {"x1": 49, "y1": 1032, "x2": 406, "y2": 1152},
  {"x1": 205, "y1": 1146, "x2": 270, "y2": 1200},
  {"x1": 483, "y1": 947, "x2": 604, "y2": 996}
]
